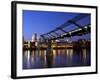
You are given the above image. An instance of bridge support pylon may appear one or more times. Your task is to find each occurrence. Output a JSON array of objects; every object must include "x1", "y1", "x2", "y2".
[
  {"x1": 46, "y1": 40, "x2": 53, "y2": 68},
  {"x1": 46, "y1": 40, "x2": 52, "y2": 55}
]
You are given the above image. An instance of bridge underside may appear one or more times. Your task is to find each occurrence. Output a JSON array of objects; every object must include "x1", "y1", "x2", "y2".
[{"x1": 40, "y1": 13, "x2": 90, "y2": 41}]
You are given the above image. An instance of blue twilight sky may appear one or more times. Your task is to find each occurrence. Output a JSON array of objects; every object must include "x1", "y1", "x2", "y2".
[{"x1": 23, "y1": 10, "x2": 90, "y2": 41}]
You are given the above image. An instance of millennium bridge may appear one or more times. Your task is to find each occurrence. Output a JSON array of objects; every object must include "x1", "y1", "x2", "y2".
[{"x1": 23, "y1": 13, "x2": 90, "y2": 51}]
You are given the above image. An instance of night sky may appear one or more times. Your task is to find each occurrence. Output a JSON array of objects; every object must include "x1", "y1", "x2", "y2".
[{"x1": 23, "y1": 10, "x2": 91, "y2": 41}]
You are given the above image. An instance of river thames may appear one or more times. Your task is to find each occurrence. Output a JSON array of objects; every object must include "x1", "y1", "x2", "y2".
[{"x1": 23, "y1": 48, "x2": 90, "y2": 69}]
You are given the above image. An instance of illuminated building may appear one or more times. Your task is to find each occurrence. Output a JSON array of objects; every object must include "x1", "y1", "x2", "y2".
[{"x1": 32, "y1": 33, "x2": 37, "y2": 42}]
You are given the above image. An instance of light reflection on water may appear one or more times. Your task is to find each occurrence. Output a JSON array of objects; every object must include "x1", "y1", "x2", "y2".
[{"x1": 23, "y1": 49, "x2": 90, "y2": 69}]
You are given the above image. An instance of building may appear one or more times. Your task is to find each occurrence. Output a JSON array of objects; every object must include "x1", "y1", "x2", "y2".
[{"x1": 31, "y1": 33, "x2": 37, "y2": 42}]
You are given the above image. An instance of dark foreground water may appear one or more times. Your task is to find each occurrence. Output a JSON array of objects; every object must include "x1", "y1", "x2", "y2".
[{"x1": 23, "y1": 49, "x2": 90, "y2": 69}]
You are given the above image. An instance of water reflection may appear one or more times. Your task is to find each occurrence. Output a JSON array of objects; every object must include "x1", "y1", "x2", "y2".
[{"x1": 23, "y1": 49, "x2": 90, "y2": 69}]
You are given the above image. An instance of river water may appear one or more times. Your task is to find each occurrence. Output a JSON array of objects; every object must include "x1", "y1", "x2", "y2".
[{"x1": 23, "y1": 49, "x2": 90, "y2": 69}]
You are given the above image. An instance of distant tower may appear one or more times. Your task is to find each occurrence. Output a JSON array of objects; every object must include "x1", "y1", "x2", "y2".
[{"x1": 32, "y1": 33, "x2": 37, "y2": 42}]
